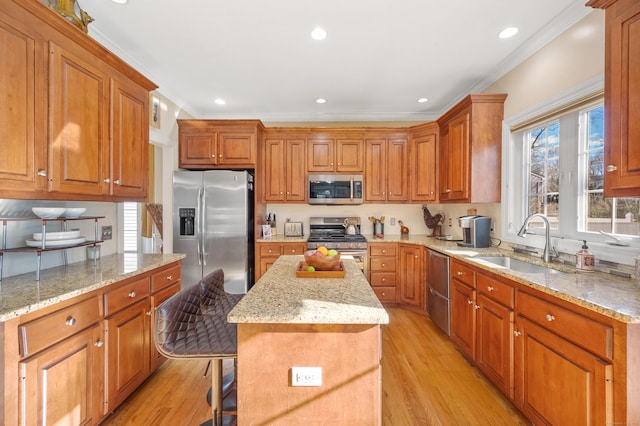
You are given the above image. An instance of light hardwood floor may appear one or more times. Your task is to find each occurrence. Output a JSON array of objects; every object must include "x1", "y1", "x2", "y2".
[{"x1": 103, "y1": 306, "x2": 530, "y2": 425}]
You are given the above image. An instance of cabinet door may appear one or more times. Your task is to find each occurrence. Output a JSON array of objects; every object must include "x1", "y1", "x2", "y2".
[
  {"x1": 307, "y1": 139, "x2": 335, "y2": 172},
  {"x1": 19, "y1": 324, "x2": 104, "y2": 425},
  {"x1": 387, "y1": 138, "x2": 409, "y2": 201},
  {"x1": 515, "y1": 316, "x2": 613, "y2": 425},
  {"x1": 398, "y1": 244, "x2": 424, "y2": 308},
  {"x1": 150, "y1": 282, "x2": 180, "y2": 371},
  {"x1": 179, "y1": 132, "x2": 218, "y2": 166},
  {"x1": 450, "y1": 279, "x2": 476, "y2": 360},
  {"x1": 336, "y1": 139, "x2": 364, "y2": 172},
  {"x1": 0, "y1": 16, "x2": 47, "y2": 194},
  {"x1": 286, "y1": 139, "x2": 307, "y2": 201},
  {"x1": 258, "y1": 256, "x2": 279, "y2": 281},
  {"x1": 601, "y1": 0, "x2": 640, "y2": 197},
  {"x1": 105, "y1": 299, "x2": 151, "y2": 410},
  {"x1": 364, "y1": 139, "x2": 387, "y2": 201},
  {"x1": 264, "y1": 139, "x2": 286, "y2": 201},
  {"x1": 111, "y1": 77, "x2": 149, "y2": 199},
  {"x1": 280, "y1": 243, "x2": 306, "y2": 255},
  {"x1": 218, "y1": 132, "x2": 256, "y2": 166},
  {"x1": 440, "y1": 113, "x2": 470, "y2": 201},
  {"x1": 411, "y1": 131, "x2": 437, "y2": 202},
  {"x1": 476, "y1": 293, "x2": 514, "y2": 399},
  {"x1": 48, "y1": 41, "x2": 110, "y2": 196}
]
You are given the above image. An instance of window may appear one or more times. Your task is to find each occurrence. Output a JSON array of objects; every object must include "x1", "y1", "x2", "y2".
[
  {"x1": 503, "y1": 87, "x2": 639, "y2": 263},
  {"x1": 122, "y1": 202, "x2": 138, "y2": 252}
]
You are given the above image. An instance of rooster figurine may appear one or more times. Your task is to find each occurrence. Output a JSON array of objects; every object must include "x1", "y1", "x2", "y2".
[{"x1": 422, "y1": 205, "x2": 444, "y2": 237}]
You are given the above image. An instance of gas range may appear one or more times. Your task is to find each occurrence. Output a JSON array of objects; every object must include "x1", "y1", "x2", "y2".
[{"x1": 306, "y1": 217, "x2": 368, "y2": 250}]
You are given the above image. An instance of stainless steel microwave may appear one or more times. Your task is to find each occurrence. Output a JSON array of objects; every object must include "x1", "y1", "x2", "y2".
[{"x1": 308, "y1": 174, "x2": 363, "y2": 205}]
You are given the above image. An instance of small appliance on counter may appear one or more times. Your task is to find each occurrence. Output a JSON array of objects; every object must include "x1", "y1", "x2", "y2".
[
  {"x1": 457, "y1": 215, "x2": 492, "y2": 248},
  {"x1": 284, "y1": 221, "x2": 304, "y2": 237}
]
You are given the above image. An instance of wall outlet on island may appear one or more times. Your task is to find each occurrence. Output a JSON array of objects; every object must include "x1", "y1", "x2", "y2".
[{"x1": 291, "y1": 366, "x2": 322, "y2": 387}]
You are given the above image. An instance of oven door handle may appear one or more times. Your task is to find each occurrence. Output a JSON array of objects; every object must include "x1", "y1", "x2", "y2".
[{"x1": 350, "y1": 176, "x2": 354, "y2": 201}]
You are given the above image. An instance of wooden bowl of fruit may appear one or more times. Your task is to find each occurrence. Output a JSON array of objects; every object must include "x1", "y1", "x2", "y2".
[{"x1": 304, "y1": 248, "x2": 341, "y2": 271}]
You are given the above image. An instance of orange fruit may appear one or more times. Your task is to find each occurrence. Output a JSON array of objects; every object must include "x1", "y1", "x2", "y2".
[{"x1": 317, "y1": 246, "x2": 328, "y2": 256}]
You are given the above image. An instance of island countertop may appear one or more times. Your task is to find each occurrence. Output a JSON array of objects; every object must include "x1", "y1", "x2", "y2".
[{"x1": 228, "y1": 255, "x2": 389, "y2": 325}]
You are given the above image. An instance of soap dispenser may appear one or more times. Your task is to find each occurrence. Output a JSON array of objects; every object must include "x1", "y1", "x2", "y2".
[{"x1": 576, "y1": 240, "x2": 595, "y2": 272}]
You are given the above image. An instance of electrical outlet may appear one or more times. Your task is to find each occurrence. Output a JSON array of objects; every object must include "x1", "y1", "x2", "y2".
[
  {"x1": 291, "y1": 367, "x2": 322, "y2": 387},
  {"x1": 101, "y1": 225, "x2": 113, "y2": 241},
  {"x1": 390, "y1": 218, "x2": 396, "y2": 226}
]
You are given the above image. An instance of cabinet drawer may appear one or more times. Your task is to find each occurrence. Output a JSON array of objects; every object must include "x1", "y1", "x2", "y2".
[
  {"x1": 369, "y1": 257, "x2": 396, "y2": 272},
  {"x1": 259, "y1": 244, "x2": 282, "y2": 256},
  {"x1": 282, "y1": 244, "x2": 305, "y2": 255},
  {"x1": 151, "y1": 264, "x2": 181, "y2": 293},
  {"x1": 370, "y1": 245, "x2": 397, "y2": 256},
  {"x1": 19, "y1": 296, "x2": 100, "y2": 357},
  {"x1": 451, "y1": 260, "x2": 476, "y2": 287},
  {"x1": 477, "y1": 274, "x2": 514, "y2": 308},
  {"x1": 517, "y1": 291, "x2": 613, "y2": 359},
  {"x1": 104, "y1": 276, "x2": 150, "y2": 316},
  {"x1": 369, "y1": 272, "x2": 397, "y2": 287},
  {"x1": 372, "y1": 287, "x2": 396, "y2": 302}
]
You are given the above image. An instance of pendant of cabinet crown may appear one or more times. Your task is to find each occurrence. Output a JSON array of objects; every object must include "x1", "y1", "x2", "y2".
[
  {"x1": 0, "y1": 0, "x2": 157, "y2": 202},
  {"x1": 437, "y1": 94, "x2": 506, "y2": 203},
  {"x1": 588, "y1": 0, "x2": 640, "y2": 196},
  {"x1": 178, "y1": 119, "x2": 263, "y2": 169}
]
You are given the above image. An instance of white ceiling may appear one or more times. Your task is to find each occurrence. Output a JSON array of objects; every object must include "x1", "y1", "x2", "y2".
[{"x1": 81, "y1": 0, "x2": 591, "y2": 123}]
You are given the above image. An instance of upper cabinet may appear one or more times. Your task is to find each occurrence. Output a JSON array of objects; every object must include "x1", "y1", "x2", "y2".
[
  {"x1": 307, "y1": 136, "x2": 364, "y2": 172},
  {"x1": 409, "y1": 123, "x2": 438, "y2": 203},
  {"x1": 178, "y1": 120, "x2": 263, "y2": 169},
  {"x1": 364, "y1": 135, "x2": 410, "y2": 202},
  {"x1": 263, "y1": 132, "x2": 306, "y2": 202},
  {"x1": 0, "y1": 0, "x2": 157, "y2": 202},
  {"x1": 436, "y1": 94, "x2": 506, "y2": 203},
  {"x1": 588, "y1": 0, "x2": 640, "y2": 197}
]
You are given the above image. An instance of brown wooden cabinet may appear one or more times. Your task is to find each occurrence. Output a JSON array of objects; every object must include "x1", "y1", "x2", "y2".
[
  {"x1": 367, "y1": 242, "x2": 397, "y2": 303},
  {"x1": 264, "y1": 136, "x2": 306, "y2": 202},
  {"x1": 307, "y1": 137, "x2": 364, "y2": 172},
  {"x1": 410, "y1": 123, "x2": 438, "y2": 202},
  {"x1": 398, "y1": 244, "x2": 425, "y2": 309},
  {"x1": 364, "y1": 136, "x2": 409, "y2": 202},
  {"x1": 256, "y1": 241, "x2": 306, "y2": 280},
  {"x1": 178, "y1": 120, "x2": 263, "y2": 169},
  {"x1": 588, "y1": 0, "x2": 640, "y2": 197},
  {"x1": 149, "y1": 264, "x2": 182, "y2": 371},
  {"x1": 437, "y1": 94, "x2": 506, "y2": 203},
  {"x1": 449, "y1": 259, "x2": 477, "y2": 360}
]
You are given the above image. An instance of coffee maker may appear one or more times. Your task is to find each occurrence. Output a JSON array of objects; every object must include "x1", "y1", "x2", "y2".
[{"x1": 457, "y1": 215, "x2": 491, "y2": 248}]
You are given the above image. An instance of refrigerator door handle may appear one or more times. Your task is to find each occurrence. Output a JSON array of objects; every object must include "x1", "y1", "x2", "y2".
[
  {"x1": 196, "y1": 186, "x2": 203, "y2": 265},
  {"x1": 201, "y1": 186, "x2": 207, "y2": 265}
]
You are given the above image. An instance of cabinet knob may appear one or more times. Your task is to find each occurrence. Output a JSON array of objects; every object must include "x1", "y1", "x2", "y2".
[
  {"x1": 95, "y1": 340, "x2": 104, "y2": 348},
  {"x1": 467, "y1": 299, "x2": 473, "y2": 305},
  {"x1": 381, "y1": 292, "x2": 386, "y2": 296},
  {"x1": 211, "y1": 154, "x2": 216, "y2": 158},
  {"x1": 381, "y1": 250, "x2": 386, "y2": 254},
  {"x1": 219, "y1": 154, "x2": 223, "y2": 158},
  {"x1": 487, "y1": 286, "x2": 494, "y2": 292},
  {"x1": 381, "y1": 263, "x2": 385, "y2": 267},
  {"x1": 104, "y1": 178, "x2": 111, "y2": 183},
  {"x1": 457, "y1": 271, "x2": 463, "y2": 276},
  {"x1": 166, "y1": 275, "x2": 173, "y2": 280},
  {"x1": 65, "y1": 317, "x2": 76, "y2": 326},
  {"x1": 146, "y1": 311, "x2": 153, "y2": 316},
  {"x1": 114, "y1": 179, "x2": 121, "y2": 185},
  {"x1": 37, "y1": 170, "x2": 47, "y2": 177},
  {"x1": 545, "y1": 314, "x2": 555, "y2": 322},
  {"x1": 128, "y1": 291, "x2": 137, "y2": 298},
  {"x1": 445, "y1": 189, "x2": 451, "y2": 193},
  {"x1": 474, "y1": 304, "x2": 480, "y2": 310},
  {"x1": 382, "y1": 278, "x2": 386, "y2": 282},
  {"x1": 280, "y1": 192, "x2": 283, "y2": 194},
  {"x1": 415, "y1": 255, "x2": 418, "y2": 259},
  {"x1": 290, "y1": 249, "x2": 296, "y2": 253},
  {"x1": 606, "y1": 165, "x2": 618, "y2": 172},
  {"x1": 513, "y1": 331, "x2": 522, "y2": 337}
]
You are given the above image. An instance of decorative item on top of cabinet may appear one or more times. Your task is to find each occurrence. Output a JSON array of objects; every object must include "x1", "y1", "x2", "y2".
[
  {"x1": 263, "y1": 134, "x2": 306, "y2": 202},
  {"x1": 587, "y1": 0, "x2": 640, "y2": 197},
  {"x1": 437, "y1": 94, "x2": 506, "y2": 203},
  {"x1": 364, "y1": 134, "x2": 410, "y2": 202},
  {"x1": 307, "y1": 136, "x2": 364, "y2": 172},
  {"x1": 178, "y1": 119, "x2": 264, "y2": 169},
  {"x1": 367, "y1": 242, "x2": 397, "y2": 303},
  {"x1": 409, "y1": 122, "x2": 438, "y2": 202}
]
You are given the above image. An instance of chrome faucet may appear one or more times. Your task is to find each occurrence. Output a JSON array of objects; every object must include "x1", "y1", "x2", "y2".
[{"x1": 517, "y1": 213, "x2": 558, "y2": 263}]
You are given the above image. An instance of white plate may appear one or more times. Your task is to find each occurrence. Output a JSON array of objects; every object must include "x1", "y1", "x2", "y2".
[
  {"x1": 32, "y1": 230, "x2": 81, "y2": 241},
  {"x1": 26, "y1": 237, "x2": 87, "y2": 248},
  {"x1": 63, "y1": 208, "x2": 86, "y2": 218}
]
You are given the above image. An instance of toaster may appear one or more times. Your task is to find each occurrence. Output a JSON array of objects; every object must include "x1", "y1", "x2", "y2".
[{"x1": 284, "y1": 221, "x2": 304, "y2": 237}]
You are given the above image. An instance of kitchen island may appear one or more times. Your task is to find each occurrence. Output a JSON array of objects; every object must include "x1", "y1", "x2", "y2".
[{"x1": 228, "y1": 255, "x2": 389, "y2": 425}]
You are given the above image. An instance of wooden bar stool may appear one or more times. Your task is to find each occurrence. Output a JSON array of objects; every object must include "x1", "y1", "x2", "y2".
[{"x1": 155, "y1": 269, "x2": 241, "y2": 426}]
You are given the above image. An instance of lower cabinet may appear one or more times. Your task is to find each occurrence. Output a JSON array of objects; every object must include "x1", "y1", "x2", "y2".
[
  {"x1": 450, "y1": 279, "x2": 476, "y2": 359},
  {"x1": 398, "y1": 243, "x2": 425, "y2": 309},
  {"x1": 256, "y1": 241, "x2": 306, "y2": 280},
  {"x1": 368, "y1": 242, "x2": 398, "y2": 302}
]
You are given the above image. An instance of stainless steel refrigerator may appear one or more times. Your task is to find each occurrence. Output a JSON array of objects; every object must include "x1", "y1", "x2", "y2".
[{"x1": 173, "y1": 170, "x2": 254, "y2": 294}]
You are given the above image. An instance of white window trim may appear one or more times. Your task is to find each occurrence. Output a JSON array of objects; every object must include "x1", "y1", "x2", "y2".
[{"x1": 501, "y1": 74, "x2": 640, "y2": 266}]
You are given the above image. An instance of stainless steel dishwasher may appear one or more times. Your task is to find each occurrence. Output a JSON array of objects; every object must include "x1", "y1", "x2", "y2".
[{"x1": 427, "y1": 249, "x2": 450, "y2": 335}]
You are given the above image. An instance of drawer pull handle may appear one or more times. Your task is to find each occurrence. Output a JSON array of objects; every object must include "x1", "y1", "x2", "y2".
[
  {"x1": 129, "y1": 291, "x2": 137, "y2": 298},
  {"x1": 487, "y1": 286, "x2": 494, "y2": 292},
  {"x1": 457, "y1": 271, "x2": 463, "y2": 276},
  {"x1": 606, "y1": 165, "x2": 617, "y2": 172},
  {"x1": 514, "y1": 331, "x2": 522, "y2": 337},
  {"x1": 95, "y1": 340, "x2": 104, "y2": 348},
  {"x1": 166, "y1": 275, "x2": 173, "y2": 280},
  {"x1": 545, "y1": 314, "x2": 555, "y2": 322},
  {"x1": 65, "y1": 317, "x2": 76, "y2": 326}
]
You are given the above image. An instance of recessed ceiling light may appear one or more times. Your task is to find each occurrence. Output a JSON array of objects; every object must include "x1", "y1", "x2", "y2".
[
  {"x1": 310, "y1": 27, "x2": 327, "y2": 41},
  {"x1": 214, "y1": 98, "x2": 226, "y2": 105},
  {"x1": 417, "y1": 97, "x2": 429, "y2": 103},
  {"x1": 315, "y1": 98, "x2": 327, "y2": 104},
  {"x1": 111, "y1": 0, "x2": 128, "y2": 4},
  {"x1": 498, "y1": 27, "x2": 519, "y2": 39}
]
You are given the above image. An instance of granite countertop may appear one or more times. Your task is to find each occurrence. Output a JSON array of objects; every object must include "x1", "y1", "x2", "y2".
[
  {"x1": 228, "y1": 255, "x2": 389, "y2": 325},
  {"x1": 0, "y1": 253, "x2": 185, "y2": 322},
  {"x1": 365, "y1": 234, "x2": 640, "y2": 324}
]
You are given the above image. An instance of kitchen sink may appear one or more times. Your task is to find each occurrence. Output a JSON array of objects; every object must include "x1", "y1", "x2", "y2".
[{"x1": 474, "y1": 256, "x2": 561, "y2": 274}]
